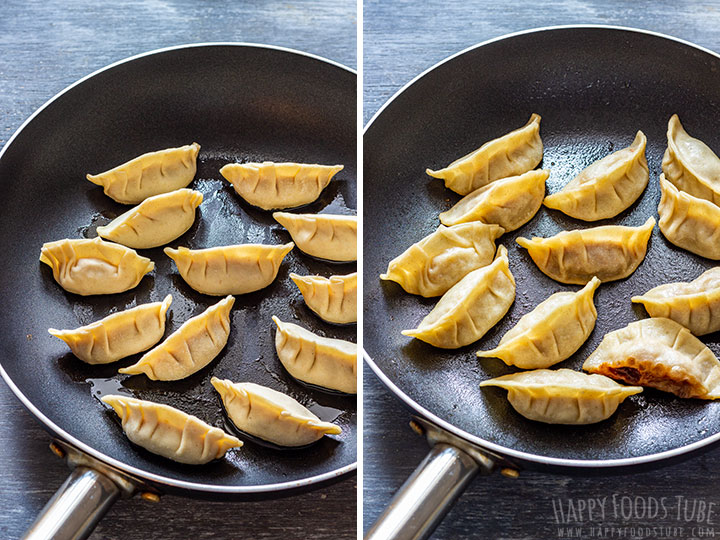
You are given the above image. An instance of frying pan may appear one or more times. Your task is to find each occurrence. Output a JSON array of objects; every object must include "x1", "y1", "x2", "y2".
[
  {"x1": 363, "y1": 25, "x2": 720, "y2": 540},
  {"x1": 0, "y1": 43, "x2": 356, "y2": 539}
]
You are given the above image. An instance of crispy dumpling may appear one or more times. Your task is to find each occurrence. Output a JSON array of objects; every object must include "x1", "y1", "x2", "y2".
[
  {"x1": 273, "y1": 212, "x2": 357, "y2": 262},
  {"x1": 165, "y1": 243, "x2": 293, "y2": 295},
  {"x1": 583, "y1": 318, "x2": 720, "y2": 399},
  {"x1": 102, "y1": 394, "x2": 242, "y2": 464},
  {"x1": 477, "y1": 277, "x2": 600, "y2": 369},
  {"x1": 662, "y1": 114, "x2": 720, "y2": 205},
  {"x1": 211, "y1": 378, "x2": 342, "y2": 447},
  {"x1": 632, "y1": 268, "x2": 720, "y2": 336},
  {"x1": 49, "y1": 295, "x2": 172, "y2": 364},
  {"x1": 220, "y1": 161, "x2": 343, "y2": 210},
  {"x1": 479, "y1": 369, "x2": 642, "y2": 425},
  {"x1": 119, "y1": 296, "x2": 234, "y2": 380},
  {"x1": 87, "y1": 143, "x2": 200, "y2": 204},
  {"x1": 438, "y1": 169, "x2": 548, "y2": 231},
  {"x1": 658, "y1": 175, "x2": 720, "y2": 260},
  {"x1": 543, "y1": 131, "x2": 649, "y2": 221},
  {"x1": 97, "y1": 189, "x2": 203, "y2": 249},
  {"x1": 290, "y1": 272, "x2": 357, "y2": 324},
  {"x1": 426, "y1": 114, "x2": 543, "y2": 195},
  {"x1": 272, "y1": 316, "x2": 357, "y2": 394},
  {"x1": 516, "y1": 217, "x2": 655, "y2": 285},
  {"x1": 402, "y1": 245, "x2": 515, "y2": 348},
  {"x1": 380, "y1": 222, "x2": 504, "y2": 297},
  {"x1": 40, "y1": 237, "x2": 154, "y2": 296}
]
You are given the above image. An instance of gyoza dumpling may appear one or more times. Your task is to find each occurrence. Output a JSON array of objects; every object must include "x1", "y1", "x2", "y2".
[
  {"x1": 479, "y1": 369, "x2": 642, "y2": 425},
  {"x1": 211, "y1": 378, "x2": 342, "y2": 447},
  {"x1": 97, "y1": 189, "x2": 203, "y2": 249},
  {"x1": 49, "y1": 295, "x2": 172, "y2": 364},
  {"x1": 402, "y1": 245, "x2": 515, "y2": 348},
  {"x1": 438, "y1": 169, "x2": 548, "y2": 231},
  {"x1": 165, "y1": 243, "x2": 293, "y2": 295},
  {"x1": 40, "y1": 237, "x2": 154, "y2": 296},
  {"x1": 543, "y1": 131, "x2": 648, "y2": 221},
  {"x1": 632, "y1": 268, "x2": 720, "y2": 336},
  {"x1": 290, "y1": 272, "x2": 357, "y2": 324},
  {"x1": 583, "y1": 318, "x2": 720, "y2": 399},
  {"x1": 273, "y1": 212, "x2": 357, "y2": 262},
  {"x1": 380, "y1": 222, "x2": 504, "y2": 297},
  {"x1": 477, "y1": 277, "x2": 600, "y2": 369},
  {"x1": 87, "y1": 143, "x2": 200, "y2": 204},
  {"x1": 516, "y1": 217, "x2": 654, "y2": 285},
  {"x1": 426, "y1": 114, "x2": 542, "y2": 195},
  {"x1": 658, "y1": 175, "x2": 720, "y2": 260},
  {"x1": 119, "y1": 296, "x2": 234, "y2": 380},
  {"x1": 272, "y1": 316, "x2": 357, "y2": 394},
  {"x1": 662, "y1": 114, "x2": 720, "y2": 205},
  {"x1": 220, "y1": 161, "x2": 343, "y2": 210},
  {"x1": 102, "y1": 395, "x2": 242, "y2": 464}
]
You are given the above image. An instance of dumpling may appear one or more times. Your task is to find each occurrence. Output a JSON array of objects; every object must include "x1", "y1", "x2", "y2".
[
  {"x1": 49, "y1": 295, "x2": 172, "y2": 364},
  {"x1": 583, "y1": 318, "x2": 720, "y2": 399},
  {"x1": 273, "y1": 212, "x2": 357, "y2": 262},
  {"x1": 516, "y1": 217, "x2": 655, "y2": 285},
  {"x1": 290, "y1": 272, "x2": 357, "y2": 324},
  {"x1": 543, "y1": 131, "x2": 648, "y2": 221},
  {"x1": 658, "y1": 175, "x2": 720, "y2": 260},
  {"x1": 402, "y1": 245, "x2": 515, "y2": 348},
  {"x1": 210, "y1": 378, "x2": 342, "y2": 447},
  {"x1": 477, "y1": 277, "x2": 600, "y2": 369},
  {"x1": 119, "y1": 295, "x2": 234, "y2": 380},
  {"x1": 631, "y1": 267, "x2": 720, "y2": 336},
  {"x1": 380, "y1": 222, "x2": 504, "y2": 297},
  {"x1": 40, "y1": 237, "x2": 154, "y2": 296},
  {"x1": 220, "y1": 161, "x2": 343, "y2": 210},
  {"x1": 479, "y1": 369, "x2": 642, "y2": 425},
  {"x1": 662, "y1": 114, "x2": 720, "y2": 205},
  {"x1": 87, "y1": 143, "x2": 200, "y2": 204},
  {"x1": 165, "y1": 243, "x2": 294, "y2": 295},
  {"x1": 438, "y1": 169, "x2": 548, "y2": 231},
  {"x1": 272, "y1": 316, "x2": 357, "y2": 394},
  {"x1": 97, "y1": 189, "x2": 203, "y2": 249},
  {"x1": 101, "y1": 394, "x2": 242, "y2": 464},
  {"x1": 426, "y1": 113, "x2": 542, "y2": 195}
]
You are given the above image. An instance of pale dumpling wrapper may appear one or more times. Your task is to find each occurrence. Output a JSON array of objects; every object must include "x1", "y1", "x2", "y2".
[
  {"x1": 119, "y1": 295, "x2": 234, "y2": 381},
  {"x1": 87, "y1": 143, "x2": 200, "y2": 204},
  {"x1": 516, "y1": 216, "x2": 655, "y2": 285},
  {"x1": 477, "y1": 277, "x2": 600, "y2": 369},
  {"x1": 583, "y1": 317, "x2": 720, "y2": 399},
  {"x1": 439, "y1": 169, "x2": 548, "y2": 231},
  {"x1": 402, "y1": 245, "x2": 515, "y2": 349},
  {"x1": 290, "y1": 272, "x2": 357, "y2": 324},
  {"x1": 220, "y1": 161, "x2": 343, "y2": 210},
  {"x1": 49, "y1": 295, "x2": 172, "y2": 364},
  {"x1": 479, "y1": 369, "x2": 642, "y2": 425},
  {"x1": 211, "y1": 378, "x2": 341, "y2": 447},
  {"x1": 426, "y1": 113, "x2": 543, "y2": 195},
  {"x1": 102, "y1": 394, "x2": 242, "y2": 464},
  {"x1": 97, "y1": 189, "x2": 203, "y2": 249},
  {"x1": 380, "y1": 222, "x2": 504, "y2": 297},
  {"x1": 543, "y1": 131, "x2": 649, "y2": 221},
  {"x1": 40, "y1": 237, "x2": 154, "y2": 296},
  {"x1": 165, "y1": 243, "x2": 293, "y2": 296},
  {"x1": 273, "y1": 212, "x2": 357, "y2": 262}
]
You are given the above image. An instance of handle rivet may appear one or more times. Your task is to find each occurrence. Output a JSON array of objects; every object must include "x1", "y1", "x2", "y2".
[
  {"x1": 49, "y1": 442, "x2": 65, "y2": 459},
  {"x1": 140, "y1": 492, "x2": 161, "y2": 503},
  {"x1": 409, "y1": 420, "x2": 425, "y2": 436},
  {"x1": 500, "y1": 467, "x2": 519, "y2": 479}
]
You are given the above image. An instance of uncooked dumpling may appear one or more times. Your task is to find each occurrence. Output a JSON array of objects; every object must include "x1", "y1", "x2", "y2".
[
  {"x1": 273, "y1": 212, "x2": 357, "y2": 262},
  {"x1": 290, "y1": 272, "x2": 357, "y2": 324}
]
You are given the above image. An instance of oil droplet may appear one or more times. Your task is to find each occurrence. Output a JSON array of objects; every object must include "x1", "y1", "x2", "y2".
[{"x1": 88, "y1": 377, "x2": 133, "y2": 402}]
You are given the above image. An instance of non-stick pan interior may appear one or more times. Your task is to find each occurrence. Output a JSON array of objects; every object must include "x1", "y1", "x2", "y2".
[
  {"x1": 0, "y1": 45, "x2": 356, "y2": 490},
  {"x1": 364, "y1": 27, "x2": 720, "y2": 462}
]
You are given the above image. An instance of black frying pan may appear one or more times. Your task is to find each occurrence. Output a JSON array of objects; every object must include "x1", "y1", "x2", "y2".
[
  {"x1": 363, "y1": 26, "x2": 720, "y2": 539},
  {"x1": 0, "y1": 43, "x2": 356, "y2": 539}
]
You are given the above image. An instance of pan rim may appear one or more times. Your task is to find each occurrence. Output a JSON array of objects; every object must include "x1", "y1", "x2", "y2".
[
  {"x1": 0, "y1": 42, "x2": 356, "y2": 494},
  {"x1": 363, "y1": 24, "x2": 720, "y2": 469}
]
